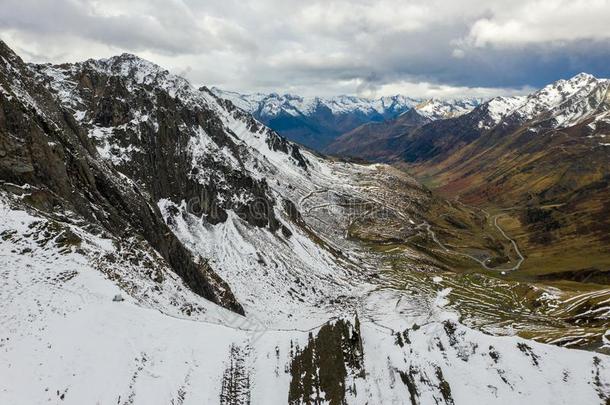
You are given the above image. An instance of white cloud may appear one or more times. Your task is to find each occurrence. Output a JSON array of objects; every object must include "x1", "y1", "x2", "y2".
[
  {"x1": 467, "y1": 0, "x2": 610, "y2": 47},
  {"x1": 0, "y1": 0, "x2": 608, "y2": 97},
  {"x1": 297, "y1": 1, "x2": 435, "y2": 35},
  {"x1": 365, "y1": 80, "x2": 534, "y2": 99},
  {"x1": 452, "y1": 49, "x2": 466, "y2": 59}
]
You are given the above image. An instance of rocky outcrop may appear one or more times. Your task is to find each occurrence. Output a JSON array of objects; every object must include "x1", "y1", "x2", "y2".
[
  {"x1": 288, "y1": 318, "x2": 364, "y2": 405},
  {"x1": 31, "y1": 56, "x2": 288, "y2": 231},
  {"x1": 0, "y1": 40, "x2": 243, "y2": 314}
]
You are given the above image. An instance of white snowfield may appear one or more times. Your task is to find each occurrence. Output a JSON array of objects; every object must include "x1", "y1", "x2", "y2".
[
  {"x1": 2, "y1": 199, "x2": 608, "y2": 405},
  {"x1": 1, "y1": 55, "x2": 609, "y2": 404}
]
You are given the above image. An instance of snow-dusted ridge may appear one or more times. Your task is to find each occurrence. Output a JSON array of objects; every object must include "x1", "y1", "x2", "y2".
[
  {"x1": 212, "y1": 87, "x2": 483, "y2": 121},
  {"x1": 413, "y1": 98, "x2": 482, "y2": 120},
  {"x1": 211, "y1": 87, "x2": 422, "y2": 118},
  {"x1": 211, "y1": 87, "x2": 483, "y2": 150},
  {"x1": 473, "y1": 72, "x2": 610, "y2": 131}
]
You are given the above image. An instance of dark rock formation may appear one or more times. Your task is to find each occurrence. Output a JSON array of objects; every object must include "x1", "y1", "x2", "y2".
[{"x1": 0, "y1": 40, "x2": 243, "y2": 314}]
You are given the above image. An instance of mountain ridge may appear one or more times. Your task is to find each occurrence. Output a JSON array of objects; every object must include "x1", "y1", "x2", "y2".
[
  {"x1": 211, "y1": 87, "x2": 481, "y2": 150},
  {"x1": 391, "y1": 72, "x2": 610, "y2": 279},
  {"x1": 325, "y1": 72, "x2": 609, "y2": 163}
]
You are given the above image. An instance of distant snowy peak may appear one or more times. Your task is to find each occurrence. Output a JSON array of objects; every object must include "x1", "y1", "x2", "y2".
[
  {"x1": 212, "y1": 88, "x2": 486, "y2": 150},
  {"x1": 320, "y1": 94, "x2": 420, "y2": 116},
  {"x1": 209, "y1": 88, "x2": 268, "y2": 113},
  {"x1": 211, "y1": 88, "x2": 421, "y2": 118},
  {"x1": 476, "y1": 96, "x2": 527, "y2": 129},
  {"x1": 212, "y1": 88, "x2": 485, "y2": 121},
  {"x1": 514, "y1": 72, "x2": 608, "y2": 122},
  {"x1": 473, "y1": 72, "x2": 610, "y2": 131},
  {"x1": 413, "y1": 98, "x2": 482, "y2": 120}
]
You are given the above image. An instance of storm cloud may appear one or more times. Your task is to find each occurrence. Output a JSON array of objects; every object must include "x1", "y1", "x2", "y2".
[{"x1": 2, "y1": 0, "x2": 609, "y2": 97}]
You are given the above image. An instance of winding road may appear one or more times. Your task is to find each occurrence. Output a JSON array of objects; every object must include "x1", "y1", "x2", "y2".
[
  {"x1": 491, "y1": 213, "x2": 525, "y2": 271},
  {"x1": 299, "y1": 186, "x2": 526, "y2": 273}
]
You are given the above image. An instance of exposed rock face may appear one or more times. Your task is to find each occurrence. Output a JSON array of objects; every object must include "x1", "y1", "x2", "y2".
[
  {"x1": 288, "y1": 318, "x2": 364, "y2": 405},
  {"x1": 9, "y1": 47, "x2": 319, "y2": 314},
  {"x1": 0, "y1": 40, "x2": 243, "y2": 314},
  {"x1": 31, "y1": 56, "x2": 295, "y2": 231}
]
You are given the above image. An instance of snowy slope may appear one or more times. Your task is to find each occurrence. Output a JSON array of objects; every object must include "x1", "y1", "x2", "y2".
[
  {"x1": 475, "y1": 96, "x2": 527, "y2": 129},
  {"x1": 473, "y1": 73, "x2": 610, "y2": 131},
  {"x1": 2, "y1": 194, "x2": 609, "y2": 405},
  {"x1": 511, "y1": 73, "x2": 607, "y2": 124}
]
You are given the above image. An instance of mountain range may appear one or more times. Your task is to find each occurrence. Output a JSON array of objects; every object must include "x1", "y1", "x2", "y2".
[
  {"x1": 1, "y1": 40, "x2": 609, "y2": 404},
  {"x1": 324, "y1": 73, "x2": 610, "y2": 278},
  {"x1": 211, "y1": 88, "x2": 481, "y2": 150}
]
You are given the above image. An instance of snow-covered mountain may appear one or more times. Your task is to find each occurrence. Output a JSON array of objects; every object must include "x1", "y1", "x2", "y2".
[
  {"x1": 211, "y1": 88, "x2": 480, "y2": 151},
  {"x1": 472, "y1": 72, "x2": 609, "y2": 131},
  {"x1": 413, "y1": 98, "x2": 482, "y2": 120},
  {"x1": 1, "y1": 40, "x2": 609, "y2": 404},
  {"x1": 324, "y1": 98, "x2": 482, "y2": 159},
  {"x1": 327, "y1": 72, "x2": 610, "y2": 162},
  {"x1": 211, "y1": 89, "x2": 420, "y2": 118}
]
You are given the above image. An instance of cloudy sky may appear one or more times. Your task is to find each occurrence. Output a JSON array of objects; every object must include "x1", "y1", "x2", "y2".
[{"x1": 1, "y1": 0, "x2": 609, "y2": 98}]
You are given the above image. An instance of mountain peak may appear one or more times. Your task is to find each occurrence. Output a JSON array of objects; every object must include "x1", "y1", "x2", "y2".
[
  {"x1": 570, "y1": 72, "x2": 596, "y2": 82},
  {"x1": 117, "y1": 52, "x2": 142, "y2": 60},
  {"x1": 0, "y1": 40, "x2": 24, "y2": 66},
  {"x1": 81, "y1": 53, "x2": 170, "y2": 82},
  {"x1": 414, "y1": 98, "x2": 482, "y2": 120},
  {"x1": 107, "y1": 53, "x2": 162, "y2": 70},
  {"x1": 212, "y1": 88, "x2": 421, "y2": 118}
]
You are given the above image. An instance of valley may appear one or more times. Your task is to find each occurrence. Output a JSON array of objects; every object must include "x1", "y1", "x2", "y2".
[{"x1": 321, "y1": 73, "x2": 610, "y2": 353}]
